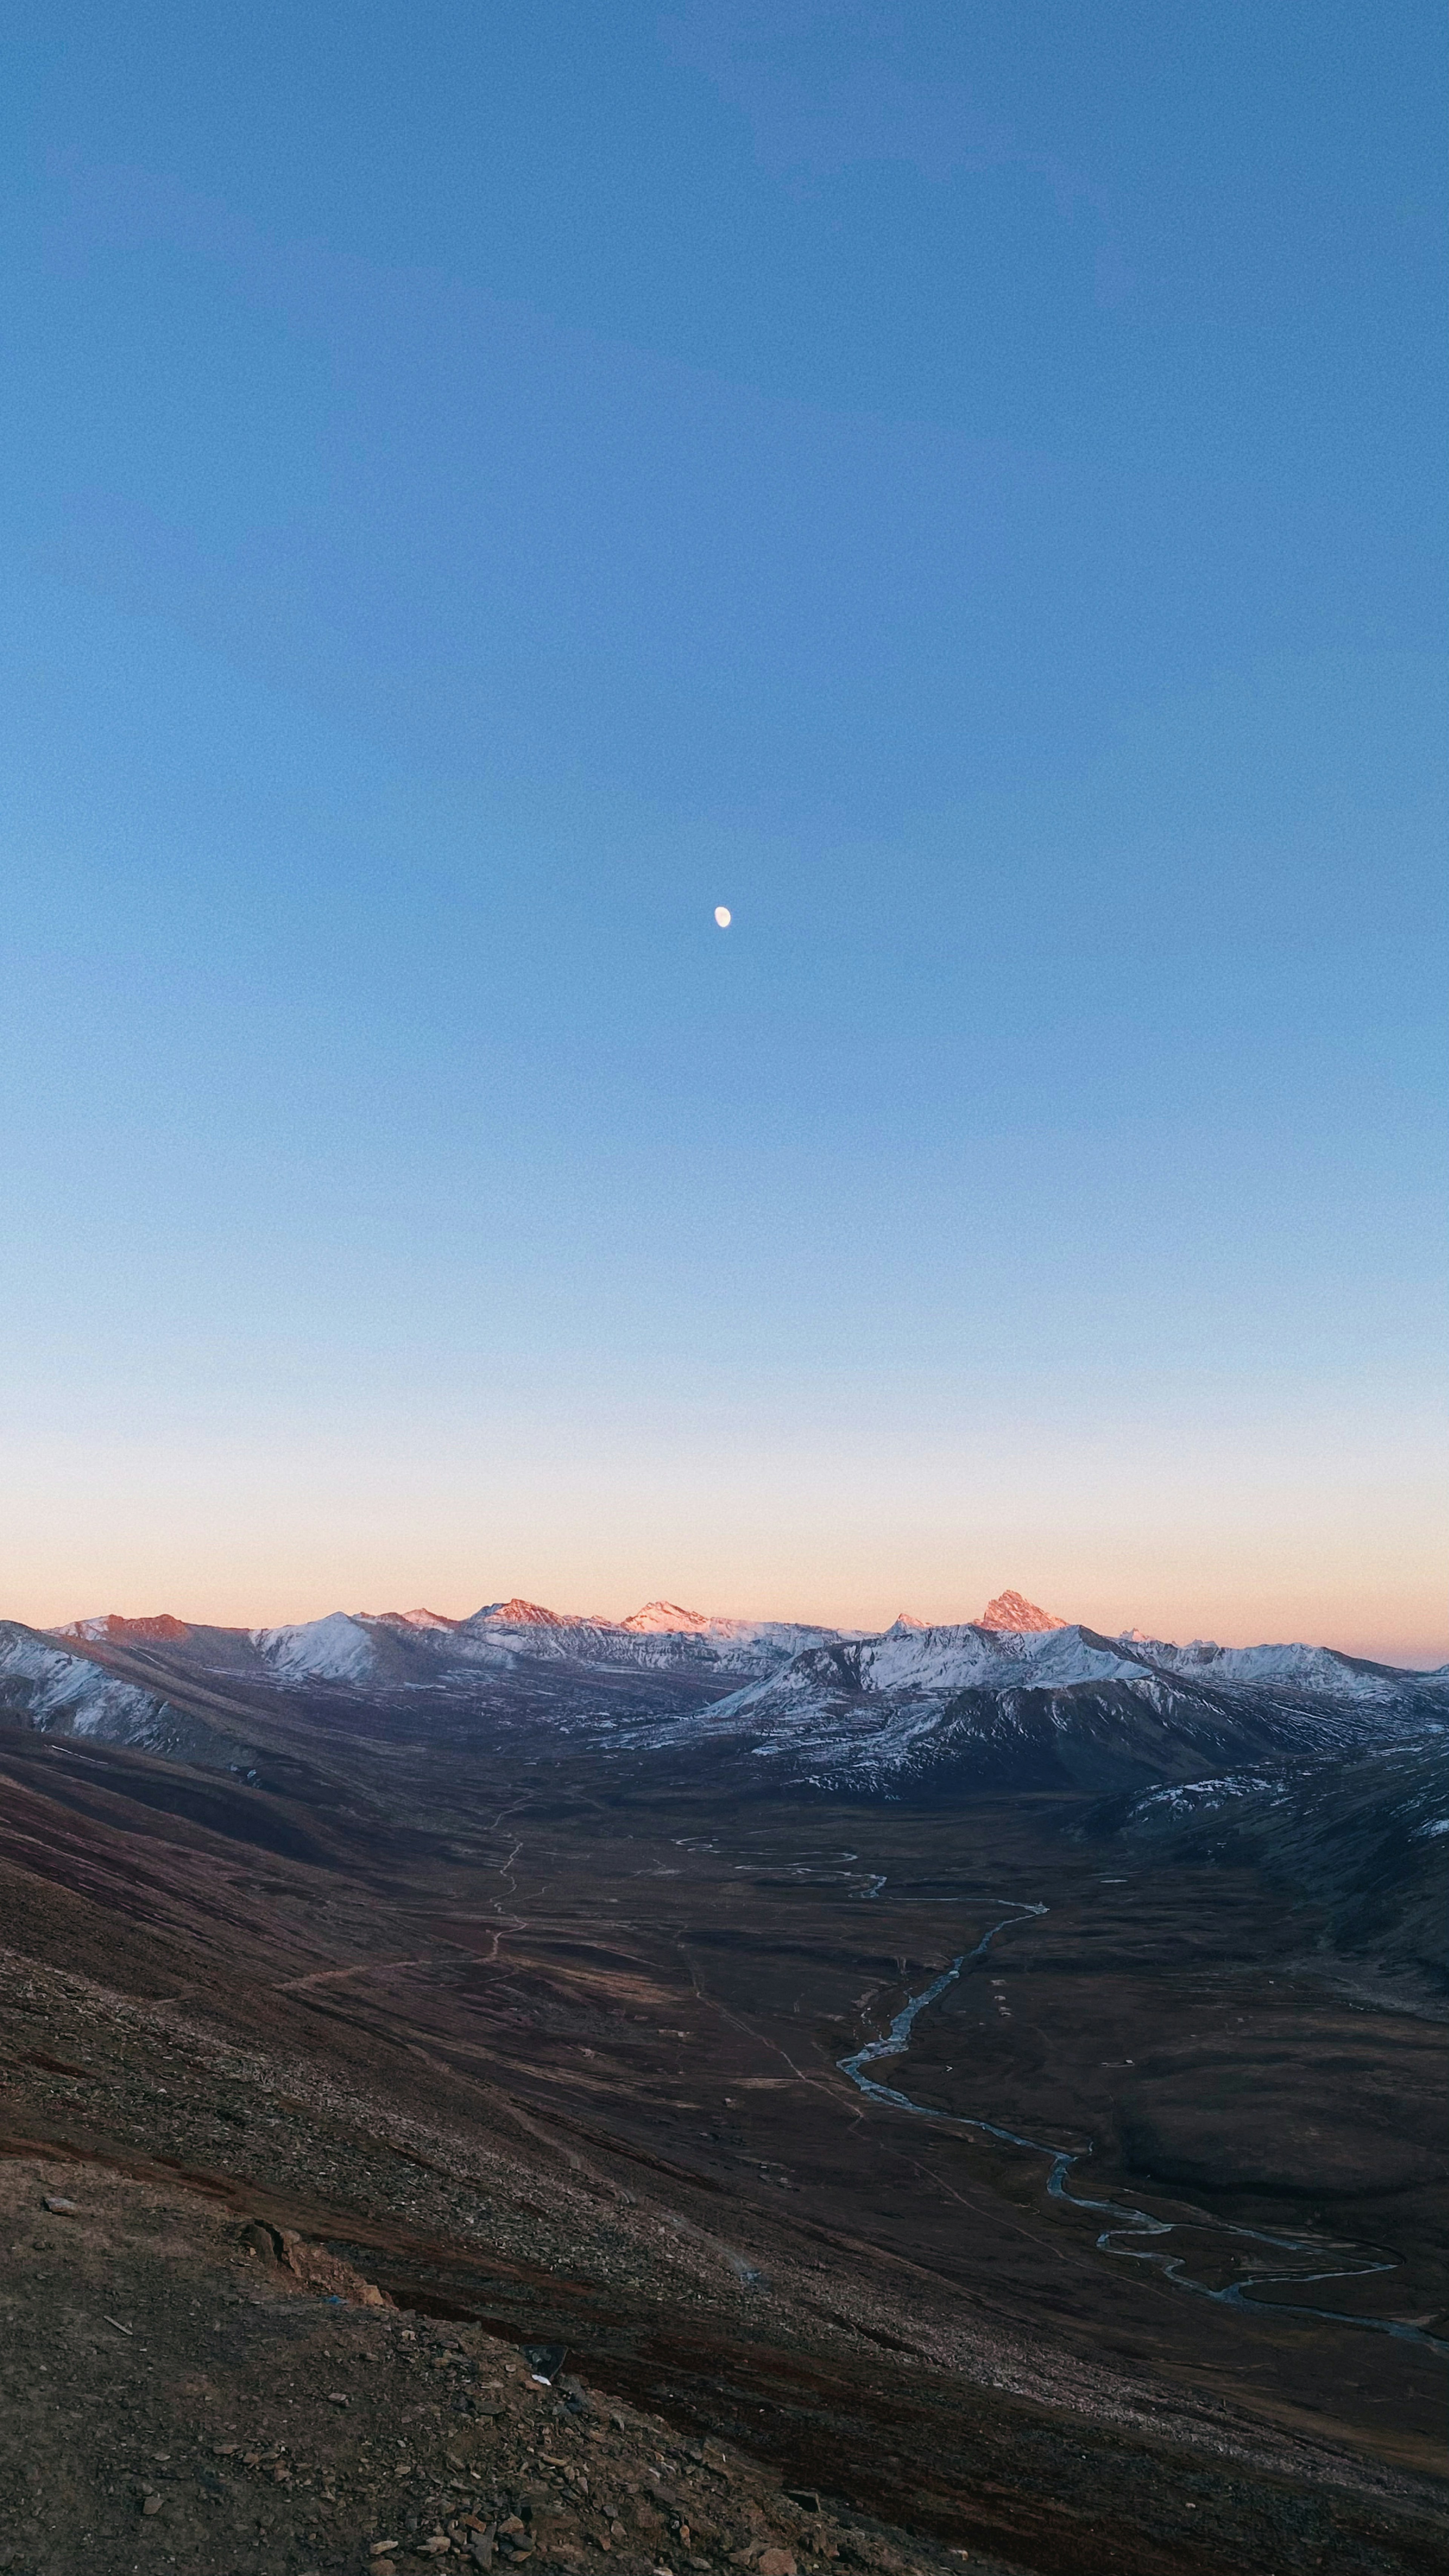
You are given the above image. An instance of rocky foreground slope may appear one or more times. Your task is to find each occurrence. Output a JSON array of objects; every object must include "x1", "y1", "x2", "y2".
[
  {"x1": 3, "y1": 1931, "x2": 1443, "y2": 2576},
  {"x1": 2, "y1": 2132, "x2": 1004, "y2": 2576}
]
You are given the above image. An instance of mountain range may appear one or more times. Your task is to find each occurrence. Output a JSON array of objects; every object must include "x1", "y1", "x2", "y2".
[{"x1": 3, "y1": 1588, "x2": 1444, "y2": 1805}]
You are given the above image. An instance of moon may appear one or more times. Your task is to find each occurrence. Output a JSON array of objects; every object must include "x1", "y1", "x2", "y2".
[{"x1": 714, "y1": 905, "x2": 732, "y2": 928}]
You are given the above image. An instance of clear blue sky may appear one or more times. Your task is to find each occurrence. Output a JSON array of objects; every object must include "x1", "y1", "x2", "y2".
[{"x1": 2, "y1": 4, "x2": 1444, "y2": 1655}]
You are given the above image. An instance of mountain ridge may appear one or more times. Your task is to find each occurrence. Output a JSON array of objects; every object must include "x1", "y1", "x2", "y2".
[
  {"x1": 15, "y1": 1592, "x2": 1447, "y2": 1806},
  {"x1": 54, "y1": 1587, "x2": 1441, "y2": 1672}
]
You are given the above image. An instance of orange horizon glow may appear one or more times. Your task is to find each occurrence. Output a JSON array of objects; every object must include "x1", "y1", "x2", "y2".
[{"x1": 6, "y1": 1408, "x2": 1443, "y2": 1675}]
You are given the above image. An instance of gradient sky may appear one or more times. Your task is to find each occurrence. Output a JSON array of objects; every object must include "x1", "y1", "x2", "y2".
[{"x1": 2, "y1": 5, "x2": 1445, "y2": 1660}]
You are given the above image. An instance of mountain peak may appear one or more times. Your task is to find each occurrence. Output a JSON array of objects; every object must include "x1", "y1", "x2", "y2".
[
  {"x1": 887, "y1": 1612, "x2": 929, "y2": 1632},
  {"x1": 474, "y1": 1597, "x2": 566, "y2": 1627},
  {"x1": 620, "y1": 1600, "x2": 711, "y2": 1633},
  {"x1": 978, "y1": 1590, "x2": 1068, "y2": 1633}
]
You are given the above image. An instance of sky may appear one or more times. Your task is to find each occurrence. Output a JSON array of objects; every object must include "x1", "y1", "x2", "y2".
[{"x1": 2, "y1": 4, "x2": 1444, "y2": 1660}]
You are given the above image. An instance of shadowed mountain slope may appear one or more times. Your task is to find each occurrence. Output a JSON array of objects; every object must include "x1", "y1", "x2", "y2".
[{"x1": 30, "y1": 1598, "x2": 1449, "y2": 1798}]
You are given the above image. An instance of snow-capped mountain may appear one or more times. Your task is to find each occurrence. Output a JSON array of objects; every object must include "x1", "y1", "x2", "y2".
[
  {"x1": 252, "y1": 1612, "x2": 385, "y2": 1685},
  {"x1": 1137, "y1": 1635, "x2": 1439, "y2": 1702},
  {"x1": 36, "y1": 1595, "x2": 843, "y2": 1701},
  {"x1": 22, "y1": 1591, "x2": 1448, "y2": 1798},
  {"x1": 469, "y1": 1597, "x2": 572, "y2": 1629},
  {"x1": 620, "y1": 1600, "x2": 712, "y2": 1632},
  {"x1": 0, "y1": 1621, "x2": 175, "y2": 1737},
  {"x1": 637, "y1": 1617, "x2": 1449, "y2": 1792},
  {"x1": 54, "y1": 1612, "x2": 192, "y2": 1645},
  {"x1": 451, "y1": 1600, "x2": 842, "y2": 1681}
]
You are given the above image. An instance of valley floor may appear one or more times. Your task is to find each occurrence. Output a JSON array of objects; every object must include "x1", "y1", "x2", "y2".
[{"x1": 0, "y1": 1721, "x2": 1444, "y2": 2574}]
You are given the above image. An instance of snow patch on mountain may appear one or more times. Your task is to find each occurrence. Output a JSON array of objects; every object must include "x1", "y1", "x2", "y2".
[{"x1": 1127, "y1": 1774, "x2": 1283, "y2": 1821}]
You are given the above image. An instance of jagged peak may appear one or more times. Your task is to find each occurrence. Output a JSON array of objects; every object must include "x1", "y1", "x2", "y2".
[
  {"x1": 977, "y1": 1590, "x2": 1068, "y2": 1634},
  {"x1": 886, "y1": 1612, "x2": 929, "y2": 1633}
]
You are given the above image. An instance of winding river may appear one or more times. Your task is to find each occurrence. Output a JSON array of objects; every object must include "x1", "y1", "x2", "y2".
[{"x1": 837, "y1": 1900, "x2": 1447, "y2": 2356}]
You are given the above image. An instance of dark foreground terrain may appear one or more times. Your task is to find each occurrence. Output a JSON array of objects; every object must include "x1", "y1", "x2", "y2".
[
  {"x1": 0, "y1": 1689, "x2": 1444, "y2": 2575},
  {"x1": 3, "y1": 2140, "x2": 1035, "y2": 2576}
]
